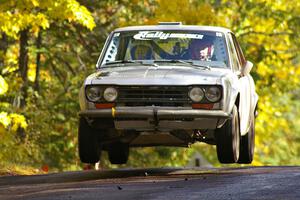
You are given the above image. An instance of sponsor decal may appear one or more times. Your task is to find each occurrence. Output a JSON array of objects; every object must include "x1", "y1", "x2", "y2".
[
  {"x1": 216, "y1": 32, "x2": 223, "y2": 37},
  {"x1": 133, "y1": 31, "x2": 204, "y2": 40}
]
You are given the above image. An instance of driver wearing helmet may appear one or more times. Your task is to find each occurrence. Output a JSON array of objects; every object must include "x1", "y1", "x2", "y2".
[
  {"x1": 130, "y1": 42, "x2": 153, "y2": 60},
  {"x1": 189, "y1": 37, "x2": 214, "y2": 61}
]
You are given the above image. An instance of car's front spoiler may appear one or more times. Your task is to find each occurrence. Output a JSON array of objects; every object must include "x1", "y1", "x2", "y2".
[{"x1": 79, "y1": 107, "x2": 231, "y2": 119}]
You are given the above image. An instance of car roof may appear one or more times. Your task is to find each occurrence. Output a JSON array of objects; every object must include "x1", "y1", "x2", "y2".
[{"x1": 114, "y1": 24, "x2": 232, "y2": 33}]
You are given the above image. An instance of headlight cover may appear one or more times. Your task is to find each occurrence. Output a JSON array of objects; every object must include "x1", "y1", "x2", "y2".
[
  {"x1": 103, "y1": 87, "x2": 118, "y2": 102},
  {"x1": 189, "y1": 87, "x2": 204, "y2": 102},
  {"x1": 205, "y1": 86, "x2": 221, "y2": 102},
  {"x1": 86, "y1": 86, "x2": 102, "y2": 102}
]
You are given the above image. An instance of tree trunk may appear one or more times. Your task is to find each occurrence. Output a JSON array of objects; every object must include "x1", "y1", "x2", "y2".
[
  {"x1": 34, "y1": 31, "x2": 42, "y2": 92},
  {"x1": 19, "y1": 29, "x2": 29, "y2": 108},
  {"x1": 0, "y1": 33, "x2": 8, "y2": 70}
]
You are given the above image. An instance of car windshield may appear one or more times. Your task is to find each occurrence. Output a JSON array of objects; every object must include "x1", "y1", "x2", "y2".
[{"x1": 100, "y1": 30, "x2": 229, "y2": 68}]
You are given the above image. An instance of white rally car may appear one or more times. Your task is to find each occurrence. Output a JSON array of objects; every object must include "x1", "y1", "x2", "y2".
[{"x1": 78, "y1": 22, "x2": 258, "y2": 165}]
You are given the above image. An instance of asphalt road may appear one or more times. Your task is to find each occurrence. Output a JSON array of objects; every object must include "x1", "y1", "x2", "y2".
[{"x1": 0, "y1": 166, "x2": 299, "y2": 200}]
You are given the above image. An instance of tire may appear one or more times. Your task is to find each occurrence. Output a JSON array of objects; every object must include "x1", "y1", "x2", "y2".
[
  {"x1": 108, "y1": 143, "x2": 129, "y2": 164},
  {"x1": 238, "y1": 114, "x2": 255, "y2": 164},
  {"x1": 215, "y1": 105, "x2": 240, "y2": 163},
  {"x1": 78, "y1": 117, "x2": 101, "y2": 164}
]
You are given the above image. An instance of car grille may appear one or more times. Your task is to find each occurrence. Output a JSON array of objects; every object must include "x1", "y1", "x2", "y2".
[{"x1": 116, "y1": 86, "x2": 190, "y2": 106}]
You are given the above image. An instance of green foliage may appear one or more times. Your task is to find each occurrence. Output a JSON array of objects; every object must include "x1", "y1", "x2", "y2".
[
  {"x1": 150, "y1": 0, "x2": 220, "y2": 25},
  {"x1": 0, "y1": 0, "x2": 96, "y2": 171},
  {"x1": 0, "y1": 0, "x2": 95, "y2": 38},
  {"x1": 217, "y1": 0, "x2": 300, "y2": 165},
  {"x1": 128, "y1": 147, "x2": 194, "y2": 167}
]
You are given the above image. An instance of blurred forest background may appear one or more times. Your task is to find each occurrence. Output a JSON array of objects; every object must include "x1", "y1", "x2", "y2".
[{"x1": 0, "y1": 0, "x2": 300, "y2": 173}]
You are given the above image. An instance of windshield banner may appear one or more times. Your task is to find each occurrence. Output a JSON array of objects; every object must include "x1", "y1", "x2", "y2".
[{"x1": 133, "y1": 31, "x2": 204, "y2": 40}]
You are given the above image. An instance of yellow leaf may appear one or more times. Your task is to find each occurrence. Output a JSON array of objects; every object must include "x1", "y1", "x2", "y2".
[{"x1": 0, "y1": 76, "x2": 8, "y2": 95}]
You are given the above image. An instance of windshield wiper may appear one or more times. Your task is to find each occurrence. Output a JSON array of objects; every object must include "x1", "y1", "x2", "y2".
[
  {"x1": 104, "y1": 60, "x2": 137, "y2": 65},
  {"x1": 154, "y1": 60, "x2": 211, "y2": 70},
  {"x1": 103, "y1": 60, "x2": 158, "y2": 67}
]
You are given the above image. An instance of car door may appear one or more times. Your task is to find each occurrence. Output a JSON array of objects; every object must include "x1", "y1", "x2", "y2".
[{"x1": 227, "y1": 33, "x2": 252, "y2": 136}]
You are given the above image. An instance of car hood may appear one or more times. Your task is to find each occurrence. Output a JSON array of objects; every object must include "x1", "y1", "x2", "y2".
[{"x1": 86, "y1": 65, "x2": 231, "y2": 85}]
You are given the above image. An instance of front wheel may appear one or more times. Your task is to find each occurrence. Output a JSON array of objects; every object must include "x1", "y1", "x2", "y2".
[
  {"x1": 238, "y1": 114, "x2": 255, "y2": 164},
  {"x1": 108, "y1": 142, "x2": 129, "y2": 164},
  {"x1": 215, "y1": 105, "x2": 240, "y2": 163},
  {"x1": 78, "y1": 117, "x2": 101, "y2": 164}
]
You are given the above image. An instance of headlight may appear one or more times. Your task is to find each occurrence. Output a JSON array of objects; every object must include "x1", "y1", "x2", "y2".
[
  {"x1": 189, "y1": 87, "x2": 204, "y2": 102},
  {"x1": 103, "y1": 87, "x2": 118, "y2": 102},
  {"x1": 205, "y1": 86, "x2": 221, "y2": 102},
  {"x1": 86, "y1": 86, "x2": 102, "y2": 102}
]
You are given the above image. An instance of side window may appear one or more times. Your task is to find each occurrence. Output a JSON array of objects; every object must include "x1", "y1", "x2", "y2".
[
  {"x1": 231, "y1": 33, "x2": 246, "y2": 67},
  {"x1": 227, "y1": 34, "x2": 240, "y2": 71},
  {"x1": 102, "y1": 33, "x2": 120, "y2": 64}
]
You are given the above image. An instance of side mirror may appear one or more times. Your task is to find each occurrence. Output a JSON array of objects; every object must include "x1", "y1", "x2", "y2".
[{"x1": 242, "y1": 61, "x2": 253, "y2": 75}]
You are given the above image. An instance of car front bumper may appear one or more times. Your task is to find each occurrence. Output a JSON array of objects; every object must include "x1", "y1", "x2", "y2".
[{"x1": 79, "y1": 107, "x2": 231, "y2": 130}]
